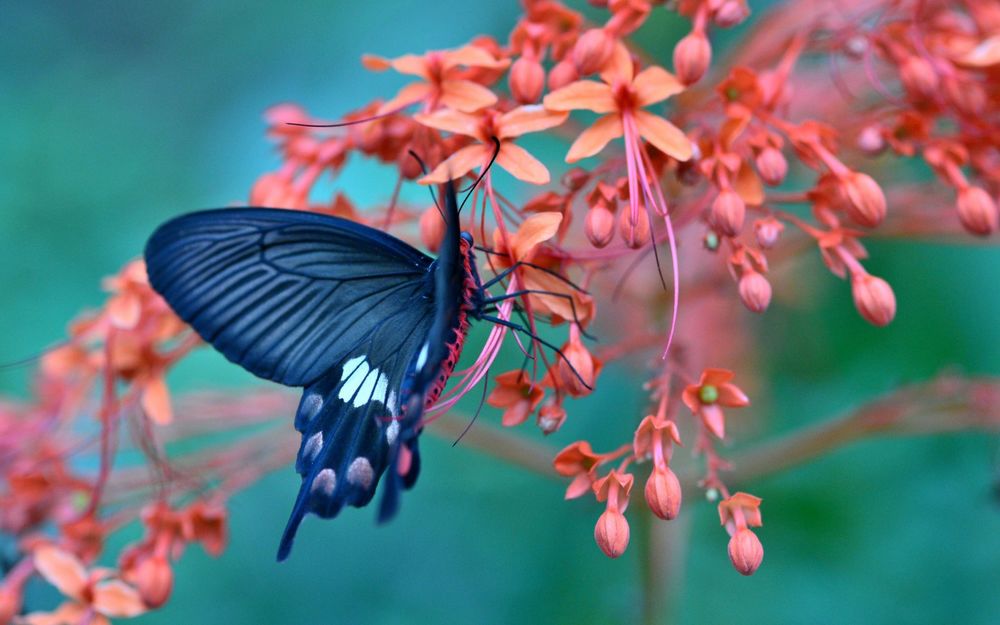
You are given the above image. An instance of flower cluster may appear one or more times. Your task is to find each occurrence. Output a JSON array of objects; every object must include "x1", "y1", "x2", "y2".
[{"x1": 3, "y1": 0, "x2": 1000, "y2": 621}]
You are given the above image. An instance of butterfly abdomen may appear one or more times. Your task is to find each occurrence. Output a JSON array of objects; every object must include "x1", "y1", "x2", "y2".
[{"x1": 424, "y1": 239, "x2": 479, "y2": 406}]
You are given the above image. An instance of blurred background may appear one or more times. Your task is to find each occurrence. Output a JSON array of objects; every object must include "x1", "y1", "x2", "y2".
[{"x1": 1, "y1": 2, "x2": 999, "y2": 624}]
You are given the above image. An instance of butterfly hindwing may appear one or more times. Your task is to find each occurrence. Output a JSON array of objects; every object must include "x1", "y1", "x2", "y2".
[{"x1": 144, "y1": 208, "x2": 434, "y2": 387}]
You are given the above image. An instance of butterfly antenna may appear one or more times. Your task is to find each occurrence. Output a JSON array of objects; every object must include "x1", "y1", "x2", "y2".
[
  {"x1": 285, "y1": 109, "x2": 399, "y2": 128},
  {"x1": 458, "y1": 137, "x2": 501, "y2": 214},
  {"x1": 408, "y1": 150, "x2": 446, "y2": 221},
  {"x1": 452, "y1": 373, "x2": 490, "y2": 447}
]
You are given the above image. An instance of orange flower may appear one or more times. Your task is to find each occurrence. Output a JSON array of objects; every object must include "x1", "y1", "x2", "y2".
[
  {"x1": 553, "y1": 441, "x2": 608, "y2": 499},
  {"x1": 682, "y1": 368, "x2": 749, "y2": 439},
  {"x1": 543, "y1": 43, "x2": 692, "y2": 163},
  {"x1": 486, "y1": 371, "x2": 544, "y2": 427},
  {"x1": 24, "y1": 546, "x2": 146, "y2": 625},
  {"x1": 363, "y1": 45, "x2": 509, "y2": 114},
  {"x1": 416, "y1": 105, "x2": 568, "y2": 184}
]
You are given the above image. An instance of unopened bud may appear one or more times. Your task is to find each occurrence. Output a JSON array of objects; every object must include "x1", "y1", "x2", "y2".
[
  {"x1": 857, "y1": 125, "x2": 886, "y2": 155},
  {"x1": 956, "y1": 186, "x2": 999, "y2": 236},
  {"x1": 899, "y1": 55, "x2": 938, "y2": 99},
  {"x1": 851, "y1": 273, "x2": 896, "y2": 326},
  {"x1": 713, "y1": 0, "x2": 750, "y2": 27},
  {"x1": 673, "y1": 30, "x2": 712, "y2": 85},
  {"x1": 753, "y1": 217, "x2": 784, "y2": 248},
  {"x1": 594, "y1": 509, "x2": 630, "y2": 558},
  {"x1": 536, "y1": 400, "x2": 567, "y2": 435},
  {"x1": 842, "y1": 172, "x2": 886, "y2": 227},
  {"x1": 711, "y1": 189, "x2": 746, "y2": 237},
  {"x1": 619, "y1": 206, "x2": 651, "y2": 249},
  {"x1": 133, "y1": 555, "x2": 174, "y2": 609},
  {"x1": 754, "y1": 146, "x2": 787, "y2": 186},
  {"x1": 645, "y1": 466, "x2": 682, "y2": 520},
  {"x1": 728, "y1": 528, "x2": 764, "y2": 575},
  {"x1": 585, "y1": 205, "x2": 616, "y2": 248},
  {"x1": 573, "y1": 29, "x2": 615, "y2": 76},
  {"x1": 738, "y1": 270, "x2": 772, "y2": 313},
  {"x1": 547, "y1": 59, "x2": 579, "y2": 91},
  {"x1": 558, "y1": 337, "x2": 597, "y2": 397},
  {"x1": 509, "y1": 56, "x2": 545, "y2": 104},
  {"x1": 420, "y1": 206, "x2": 446, "y2": 252}
]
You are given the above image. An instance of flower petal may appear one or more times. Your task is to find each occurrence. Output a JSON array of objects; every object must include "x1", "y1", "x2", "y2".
[
  {"x1": 443, "y1": 44, "x2": 510, "y2": 70},
  {"x1": 420, "y1": 144, "x2": 490, "y2": 184},
  {"x1": 497, "y1": 142, "x2": 551, "y2": 185},
  {"x1": 633, "y1": 110, "x2": 692, "y2": 161},
  {"x1": 141, "y1": 374, "x2": 173, "y2": 425},
  {"x1": 439, "y1": 79, "x2": 498, "y2": 112},
  {"x1": 498, "y1": 105, "x2": 569, "y2": 138},
  {"x1": 565, "y1": 114, "x2": 623, "y2": 163},
  {"x1": 632, "y1": 65, "x2": 684, "y2": 107},
  {"x1": 718, "y1": 383, "x2": 750, "y2": 407},
  {"x1": 414, "y1": 109, "x2": 482, "y2": 138},
  {"x1": 513, "y1": 212, "x2": 563, "y2": 260},
  {"x1": 388, "y1": 54, "x2": 430, "y2": 78},
  {"x1": 543, "y1": 80, "x2": 616, "y2": 113},
  {"x1": 360, "y1": 54, "x2": 391, "y2": 71},
  {"x1": 33, "y1": 547, "x2": 87, "y2": 601},
  {"x1": 375, "y1": 82, "x2": 430, "y2": 114},
  {"x1": 91, "y1": 580, "x2": 146, "y2": 618},
  {"x1": 599, "y1": 41, "x2": 634, "y2": 84}
]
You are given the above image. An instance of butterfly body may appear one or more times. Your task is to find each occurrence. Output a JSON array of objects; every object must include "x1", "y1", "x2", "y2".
[{"x1": 144, "y1": 182, "x2": 482, "y2": 560}]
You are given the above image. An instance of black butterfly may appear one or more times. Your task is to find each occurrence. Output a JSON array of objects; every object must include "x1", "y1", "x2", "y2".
[{"x1": 144, "y1": 178, "x2": 586, "y2": 560}]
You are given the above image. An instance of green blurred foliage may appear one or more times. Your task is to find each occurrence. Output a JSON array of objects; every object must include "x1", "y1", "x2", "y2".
[{"x1": 1, "y1": 2, "x2": 998, "y2": 624}]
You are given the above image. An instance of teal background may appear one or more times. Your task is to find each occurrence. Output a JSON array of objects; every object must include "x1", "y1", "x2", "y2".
[{"x1": 1, "y1": 2, "x2": 999, "y2": 624}]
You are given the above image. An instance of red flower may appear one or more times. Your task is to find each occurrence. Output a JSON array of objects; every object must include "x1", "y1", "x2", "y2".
[{"x1": 682, "y1": 369, "x2": 750, "y2": 439}]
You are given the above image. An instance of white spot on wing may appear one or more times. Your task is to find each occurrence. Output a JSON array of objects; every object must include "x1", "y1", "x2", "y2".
[
  {"x1": 372, "y1": 372, "x2": 388, "y2": 406},
  {"x1": 386, "y1": 390, "x2": 398, "y2": 417},
  {"x1": 386, "y1": 420, "x2": 400, "y2": 446},
  {"x1": 311, "y1": 468, "x2": 336, "y2": 496},
  {"x1": 416, "y1": 343, "x2": 429, "y2": 370},
  {"x1": 353, "y1": 367, "x2": 380, "y2": 408},
  {"x1": 303, "y1": 432, "x2": 323, "y2": 461},
  {"x1": 338, "y1": 358, "x2": 369, "y2": 404},
  {"x1": 300, "y1": 393, "x2": 323, "y2": 421},
  {"x1": 341, "y1": 356, "x2": 366, "y2": 381},
  {"x1": 347, "y1": 457, "x2": 374, "y2": 489}
]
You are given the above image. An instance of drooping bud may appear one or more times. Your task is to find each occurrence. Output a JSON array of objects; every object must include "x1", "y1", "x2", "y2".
[
  {"x1": 738, "y1": 270, "x2": 772, "y2": 313},
  {"x1": 594, "y1": 509, "x2": 630, "y2": 558},
  {"x1": 728, "y1": 528, "x2": 764, "y2": 575},
  {"x1": 857, "y1": 125, "x2": 886, "y2": 155},
  {"x1": 585, "y1": 205, "x2": 616, "y2": 248},
  {"x1": 573, "y1": 29, "x2": 615, "y2": 76},
  {"x1": 899, "y1": 55, "x2": 939, "y2": 99},
  {"x1": 559, "y1": 330, "x2": 599, "y2": 396},
  {"x1": 673, "y1": 30, "x2": 712, "y2": 85},
  {"x1": 509, "y1": 56, "x2": 545, "y2": 104},
  {"x1": 851, "y1": 273, "x2": 896, "y2": 326},
  {"x1": 420, "y1": 206, "x2": 446, "y2": 252},
  {"x1": 956, "y1": 185, "x2": 999, "y2": 236},
  {"x1": 132, "y1": 555, "x2": 174, "y2": 609},
  {"x1": 620, "y1": 206, "x2": 651, "y2": 249},
  {"x1": 841, "y1": 172, "x2": 886, "y2": 227},
  {"x1": 548, "y1": 59, "x2": 580, "y2": 91},
  {"x1": 537, "y1": 399, "x2": 567, "y2": 435},
  {"x1": 754, "y1": 147, "x2": 787, "y2": 186},
  {"x1": 711, "y1": 189, "x2": 746, "y2": 237},
  {"x1": 753, "y1": 217, "x2": 783, "y2": 249},
  {"x1": 644, "y1": 465, "x2": 682, "y2": 520},
  {"x1": 713, "y1": 0, "x2": 750, "y2": 27}
]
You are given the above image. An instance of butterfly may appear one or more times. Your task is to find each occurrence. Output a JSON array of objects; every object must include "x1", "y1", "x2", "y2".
[{"x1": 144, "y1": 177, "x2": 587, "y2": 560}]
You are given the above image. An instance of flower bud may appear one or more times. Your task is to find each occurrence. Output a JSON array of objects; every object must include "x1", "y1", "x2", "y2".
[
  {"x1": 673, "y1": 30, "x2": 711, "y2": 85},
  {"x1": 585, "y1": 205, "x2": 616, "y2": 248},
  {"x1": 547, "y1": 59, "x2": 579, "y2": 91},
  {"x1": 594, "y1": 509, "x2": 630, "y2": 558},
  {"x1": 620, "y1": 206, "x2": 651, "y2": 249},
  {"x1": 713, "y1": 0, "x2": 750, "y2": 27},
  {"x1": 738, "y1": 270, "x2": 772, "y2": 313},
  {"x1": 133, "y1": 555, "x2": 173, "y2": 609},
  {"x1": 851, "y1": 273, "x2": 896, "y2": 326},
  {"x1": 857, "y1": 125, "x2": 886, "y2": 155},
  {"x1": 573, "y1": 29, "x2": 615, "y2": 76},
  {"x1": 753, "y1": 217, "x2": 783, "y2": 249},
  {"x1": 754, "y1": 146, "x2": 787, "y2": 186},
  {"x1": 956, "y1": 186, "x2": 999, "y2": 236},
  {"x1": 509, "y1": 56, "x2": 545, "y2": 104},
  {"x1": 420, "y1": 206, "x2": 446, "y2": 252},
  {"x1": 536, "y1": 400, "x2": 567, "y2": 435},
  {"x1": 728, "y1": 528, "x2": 764, "y2": 575},
  {"x1": 563, "y1": 167, "x2": 590, "y2": 192},
  {"x1": 559, "y1": 334, "x2": 598, "y2": 396},
  {"x1": 710, "y1": 189, "x2": 746, "y2": 237},
  {"x1": 842, "y1": 172, "x2": 886, "y2": 227},
  {"x1": 645, "y1": 466, "x2": 682, "y2": 520},
  {"x1": 899, "y1": 55, "x2": 938, "y2": 99}
]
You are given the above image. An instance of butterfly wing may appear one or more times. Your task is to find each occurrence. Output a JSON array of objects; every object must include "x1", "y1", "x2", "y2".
[
  {"x1": 144, "y1": 207, "x2": 434, "y2": 387},
  {"x1": 144, "y1": 207, "x2": 437, "y2": 559}
]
